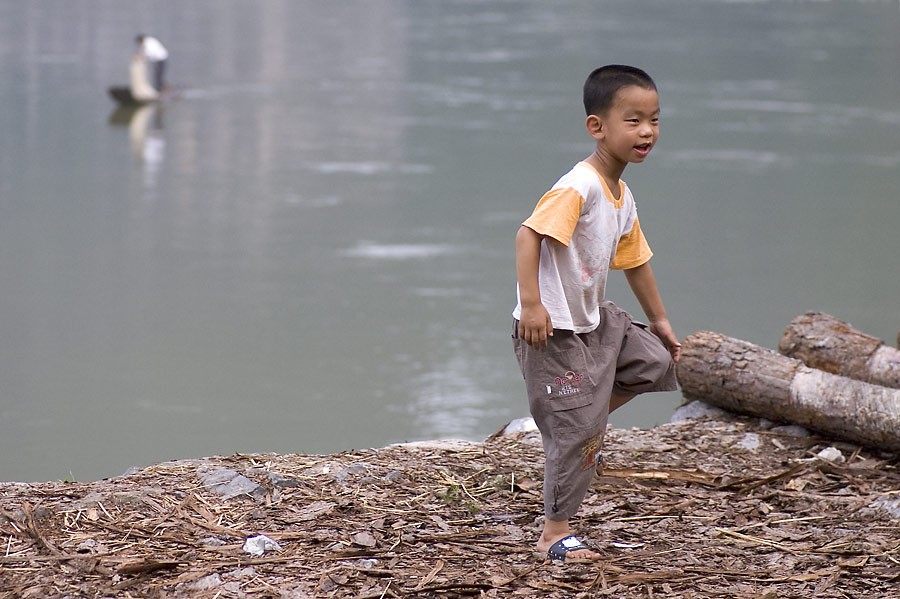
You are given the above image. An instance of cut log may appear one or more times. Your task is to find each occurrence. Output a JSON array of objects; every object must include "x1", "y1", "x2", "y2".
[
  {"x1": 677, "y1": 330, "x2": 900, "y2": 452},
  {"x1": 778, "y1": 312, "x2": 900, "y2": 389}
]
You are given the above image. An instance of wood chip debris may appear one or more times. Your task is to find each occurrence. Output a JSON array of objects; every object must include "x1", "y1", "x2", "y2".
[{"x1": 3, "y1": 411, "x2": 900, "y2": 597}]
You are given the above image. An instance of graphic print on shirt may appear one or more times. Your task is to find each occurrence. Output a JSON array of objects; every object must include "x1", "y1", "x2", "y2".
[{"x1": 572, "y1": 227, "x2": 614, "y2": 286}]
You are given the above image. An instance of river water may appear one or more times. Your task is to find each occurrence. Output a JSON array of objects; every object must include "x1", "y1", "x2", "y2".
[{"x1": 1, "y1": 1, "x2": 898, "y2": 482}]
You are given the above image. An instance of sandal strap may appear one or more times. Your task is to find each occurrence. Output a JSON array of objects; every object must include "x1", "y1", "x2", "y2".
[{"x1": 547, "y1": 535, "x2": 587, "y2": 561}]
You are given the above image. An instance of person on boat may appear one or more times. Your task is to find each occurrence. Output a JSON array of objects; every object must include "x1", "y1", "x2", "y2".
[
  {"x1": 135, "y1": 35, "x2": 169, "y2": 92},
  {"x1": 127, "y1": 52, "x2": 159, "y2": 102}
]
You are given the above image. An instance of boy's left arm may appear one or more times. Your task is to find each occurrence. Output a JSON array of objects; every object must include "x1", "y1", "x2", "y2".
[{"x1": 623, "y1": 261, "x2": 681, "y2": 363}]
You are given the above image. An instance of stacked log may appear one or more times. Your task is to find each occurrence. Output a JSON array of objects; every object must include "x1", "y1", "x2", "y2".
[
  {"x1": 677, "y1": 330, "x2": 900, "y2": 452},
  {"x1": 779, "y1": 312, "x2": 900, "y2": 389}
]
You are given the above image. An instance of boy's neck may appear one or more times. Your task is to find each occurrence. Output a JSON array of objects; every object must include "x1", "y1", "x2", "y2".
[{"x1": 585, "y1": 150, "x2": 625, "y2": 200}]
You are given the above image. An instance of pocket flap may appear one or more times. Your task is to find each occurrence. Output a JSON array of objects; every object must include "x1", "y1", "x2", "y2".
[{"x1": 549, "y1": 393, "x2": 593, "y2": 412}]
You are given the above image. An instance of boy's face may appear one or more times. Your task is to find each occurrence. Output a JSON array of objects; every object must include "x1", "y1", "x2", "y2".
[{"x1": 589, "y1": 85, "x2": 660, "y2": 165}]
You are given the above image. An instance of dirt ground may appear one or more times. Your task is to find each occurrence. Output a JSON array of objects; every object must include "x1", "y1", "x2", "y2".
[{"x1": 3, "y1": 408, "x2": 900, "y2": 598}]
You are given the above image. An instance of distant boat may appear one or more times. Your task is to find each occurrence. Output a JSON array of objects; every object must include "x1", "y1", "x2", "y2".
[{"x1": 107, "y1": 54, "x2": 174, "y2": 106}]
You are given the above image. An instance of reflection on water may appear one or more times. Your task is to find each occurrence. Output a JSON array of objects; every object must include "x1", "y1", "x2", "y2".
[
  {"x1": 109, "y1": 103, "x2": 166, "y2": 188},
  {"x1": 0, "y1": 0, "x2": 898, "y2": 482}
]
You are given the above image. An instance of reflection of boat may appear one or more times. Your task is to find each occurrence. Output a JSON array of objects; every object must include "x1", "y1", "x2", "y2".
[
  {"x1": 107, "y1": 54, "x2": 175, "y2": 106},
  {"x1": 107, "y1": 103, "x2": 145, "y2": 125},
  {"x1": 107, "y1": 99, "x2": 166, "y2": 188},
  {"x1": 107, "y1": 86, "x2": 152, "y2": 106}
]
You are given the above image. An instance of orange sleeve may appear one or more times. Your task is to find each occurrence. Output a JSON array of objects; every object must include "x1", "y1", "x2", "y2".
[
  {"x1": 521, "y1": 187, "x2": 583, "y2": 247},
  {"x1": 611, "y1": 216, "x2": 653, "y2": 269}
]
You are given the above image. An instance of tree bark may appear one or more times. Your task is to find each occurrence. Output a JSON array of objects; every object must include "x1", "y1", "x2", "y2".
[
  {"x1": 778, "y1": 312, "x2": 900, "y2": 389},
  {"x1": 677, "y1": 330, "x2": 900, "y2": 452}
]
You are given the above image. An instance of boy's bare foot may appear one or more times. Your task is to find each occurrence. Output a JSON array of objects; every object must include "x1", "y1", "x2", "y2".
[{"x1": 536, "y1": 533, "x2": 601, "y2": 562}]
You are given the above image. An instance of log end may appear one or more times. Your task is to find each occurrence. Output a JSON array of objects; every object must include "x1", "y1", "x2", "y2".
[{"x1": 779, "y1": 311, "x2": 882, "y2": 377}]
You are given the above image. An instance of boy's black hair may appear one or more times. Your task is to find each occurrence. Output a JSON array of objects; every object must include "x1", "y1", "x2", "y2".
[{"x1": 583, "y1": 65, "x2": 657, "y2": 116}]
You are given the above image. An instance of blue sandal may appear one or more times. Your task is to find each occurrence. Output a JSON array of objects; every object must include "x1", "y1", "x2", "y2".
[{"x1": 546, "y1": 535, "x2": 591, "y2": 562}]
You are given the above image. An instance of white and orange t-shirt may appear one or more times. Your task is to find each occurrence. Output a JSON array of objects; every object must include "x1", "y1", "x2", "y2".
[{"x1": 512, "y1": 161, "x2": 653, "y2": 333}]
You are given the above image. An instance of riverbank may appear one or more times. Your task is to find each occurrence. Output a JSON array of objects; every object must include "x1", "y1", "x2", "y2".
[{"x1": 2, "y1": 405, "x2": 900, "y2": 598}]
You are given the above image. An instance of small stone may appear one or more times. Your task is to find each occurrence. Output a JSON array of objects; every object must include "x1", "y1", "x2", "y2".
[
  {"x1": 502, "y1": 417, "x2": 538, "y2": 435},
  {"x1": 198, "y1": 466, "x2": 265, "y2": 501},
  {"x1": 243, "y1": 535, "x2": 282, "y2": 556},
  {"x1": 189, "y1": 573, "x2": 223, "y2": 591},
  {"x1": 268, "y1": 472, "x2": 302, "y2": 488},
  {"x1": 870, "y1": 495, "x2": 900, "y2": 519},
  {"x1": 771, "y1": 425, "x2": 811, "y2": 438},
  {"x1": 335, "y1": 463, "x2": 372, "y2": 482},
  {"x1": 669, "y1": 401, "x2": 729, "y2": 423},
  {"x1": 738, "y1": 433, "x2": 762, "y2": 451},
  {"x1": 383, "y1": 470, "x2": 404, "y2": 482},
  {"x1": 227, "y1": 566, "x2": 257, "y2": 579},
  {"x1": 816, "y1": 447, "x2": 846, "y2": 463}
]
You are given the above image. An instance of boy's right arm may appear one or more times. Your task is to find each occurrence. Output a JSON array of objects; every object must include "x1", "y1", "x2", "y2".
[{"x1": 516, "y1": 225, "x2": 553, "y2": 349}]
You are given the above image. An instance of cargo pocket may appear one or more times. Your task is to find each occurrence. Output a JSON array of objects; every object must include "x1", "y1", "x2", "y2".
[
  {"x1": 548, "y1": 393, "x2": 595, "y2": 434},
  {"x1": 524, "y1": 348, "x2": 595, "y2": 435}
]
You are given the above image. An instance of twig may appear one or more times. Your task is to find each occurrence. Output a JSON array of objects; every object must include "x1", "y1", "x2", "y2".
[
  {"x1": 414, "y1": 559, "x2": 444, "y2": 590},
  {"x1": 715, "y1": 528, "x2": 798, "y2": 554},
  {"x1": 721, "y1": 463, "x2": 809, "y2": 494},
  {"x1": 405, "y1": 582, "x2": 493, "y2": 596}
]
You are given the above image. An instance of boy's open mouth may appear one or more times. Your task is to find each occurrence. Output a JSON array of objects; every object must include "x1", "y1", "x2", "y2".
[{"x1": 634, "y1": 143, "x2": 652, "y2": 156}]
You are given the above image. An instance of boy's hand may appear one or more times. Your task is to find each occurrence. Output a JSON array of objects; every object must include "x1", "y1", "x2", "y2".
[
  {"x1": 649, "y1": 318, "x2": 681, "y2": 363},
  {"x1": 518, "y1": 304, "x2": 553, "y2": 350}
]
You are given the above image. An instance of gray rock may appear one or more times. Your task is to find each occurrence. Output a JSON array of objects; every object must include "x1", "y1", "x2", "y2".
[
  {"x1": 197, "y1": 466, "x2": 265, "y2": 500},
  {"x1": 267, "y1": 472, "x2": 302, "y2": 488},
  {"x1": 243, "y1": 534, "x2": 282, "y2": 556},
  {"x1": 738, "y1": 433, "x2": 762, "y2": 451},
  {"x1": 200, "y1": 536, "x2": 227, "y2": 546},
  {"x1": 669, "y1": 400, "x2": 729, "y2": 423},
  {"x1": 502, "y1": 417, "x2": 538, "y2": 435},
  {"x1": 816, "y1": 447, "x2": 846, "y2": 463},
  {"x1": 227, "y1": 567, "x2": 258, "y2": 579},
  {"x1": 3, "y1": 504, "x2": 52, "y2": 523},
  {"x1": 870, "y1": 495, "x2": 900, "y2": 519},
  {"x1": 770, "y1": 424, "x2": 811, "y2": 438},
  {"x1": 383, "y1": 470, "x2": 404, "y2": 482},
  {"x1": 335, "y1": 463, "x2": 372, "y2": 482},
  {"x1": 70, "y1": 492, "x2": 107, "y2": 512},
  {"x1": 189, "y1": 573, "x2": 223, "y2": 591}
]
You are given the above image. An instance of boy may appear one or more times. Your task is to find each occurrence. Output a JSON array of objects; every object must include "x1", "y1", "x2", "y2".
[{"x1": 512, "y1": 65, "x2": 681, "y2": 562}]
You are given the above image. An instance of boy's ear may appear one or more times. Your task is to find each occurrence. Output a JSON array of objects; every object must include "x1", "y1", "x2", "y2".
[{"x1": 585, "y1": 114, "x2": 604, "y2": 140}]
